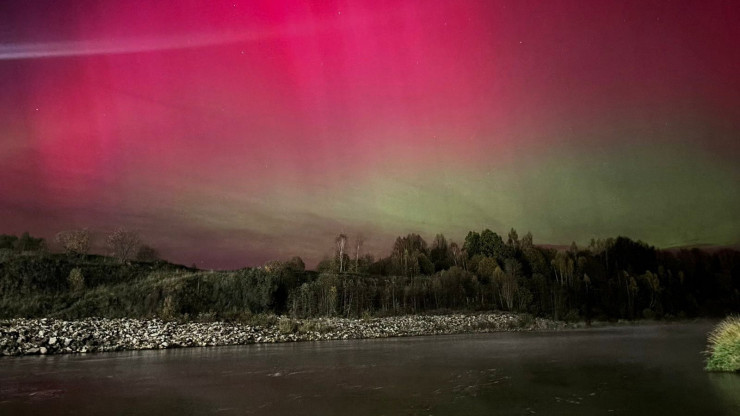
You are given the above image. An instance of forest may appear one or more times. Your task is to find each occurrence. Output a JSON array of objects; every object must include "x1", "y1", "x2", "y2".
[{"x1": 0, "y1": 229, "x2": 738, "y2": 322}]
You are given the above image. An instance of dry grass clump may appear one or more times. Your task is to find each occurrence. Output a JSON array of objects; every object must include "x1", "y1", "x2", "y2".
[{"x1": 706, "y1": 316, "x2": 740, "y2": 372}]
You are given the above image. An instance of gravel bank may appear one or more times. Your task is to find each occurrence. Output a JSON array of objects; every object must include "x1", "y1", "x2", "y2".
[{"x1": 0, "y1": 313, "x2": 564, "y2": 356}]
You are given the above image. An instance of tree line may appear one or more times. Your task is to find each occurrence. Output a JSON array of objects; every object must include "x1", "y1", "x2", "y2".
[
  {"x1": 0, "y1": 228, "x2": 159, "y2": 263},
  {"x1": 301, "y1": 229, "x2": 739, "y2": 321},
  {"x1": 0, "y1": 229, "x2": 738, "y2": 322}
]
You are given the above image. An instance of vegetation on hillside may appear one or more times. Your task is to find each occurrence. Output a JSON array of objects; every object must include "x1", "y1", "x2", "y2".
[{"x1": 0, "y1": 229, "x2": 738, "y2": 322}]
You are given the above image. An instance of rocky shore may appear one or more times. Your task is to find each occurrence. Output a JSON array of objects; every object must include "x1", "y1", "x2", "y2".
[{"x1": 0, "y1": 313, "x2": 564, "y2": 356}]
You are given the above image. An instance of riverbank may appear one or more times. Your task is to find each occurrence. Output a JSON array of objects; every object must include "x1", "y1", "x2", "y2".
[{"x1": 0, "y1": 312, "x2": 563, "y2": 356}]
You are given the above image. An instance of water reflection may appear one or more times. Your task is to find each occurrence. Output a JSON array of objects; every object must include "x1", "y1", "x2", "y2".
[
  {"x1": 708, "y1": 373, "x2": 740, "y2": 411},
  {"x1": 0, "y1": 322, "x2": 736, "y2": 416}
]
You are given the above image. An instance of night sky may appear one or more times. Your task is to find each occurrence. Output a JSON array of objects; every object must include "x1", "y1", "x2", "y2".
[{"x1": 1, "y1": 0, "x2": 739, "y2": 269}]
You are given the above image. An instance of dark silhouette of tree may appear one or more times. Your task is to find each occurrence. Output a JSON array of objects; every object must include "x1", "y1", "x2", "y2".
[
  {"x1": 507, "y1": 228, "x2": 519, "y2": 249},
  {"x1": 430, "y1": 234, "x2": 452, "y2": 271},
  {"x1": 15, "y1": 232, "x2": 45, "y2": 252},
  {"x1": 136, "y1": 244, "x2": 160, "y2": 262},
  {"x1": 288, "y1": 256, "x2": 305, "y2": 273},
  {"x1": 479, "y1": 229, "x2": 510, "y2": 262},
  {"x1": 463, "y1": 231, "x2": 481, "y2": 257},
  {"x1": 0, "y1": 234, "x2": 19, "y2": 250}
]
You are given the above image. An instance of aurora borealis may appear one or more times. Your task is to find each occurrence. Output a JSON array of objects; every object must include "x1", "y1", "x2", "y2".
[{"x1": 1, "y1": 1, "x2": 739, "y2": 269}]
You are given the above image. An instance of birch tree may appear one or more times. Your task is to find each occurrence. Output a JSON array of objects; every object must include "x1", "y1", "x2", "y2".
[
  {"x1": 354, "y1": 234, "x2": 364, "y2": 273},
  {"x1": 335, "y1": 234, "x2": 347, "y2": 273}
]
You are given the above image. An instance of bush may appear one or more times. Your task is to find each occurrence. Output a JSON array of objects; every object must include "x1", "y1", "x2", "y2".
[
  {"x1": 278, "y1": 317, "x2": 299, "y2": 334},
  {"x1": 706, "y1": 316, "x2": 740, "y2": 372},
  {"x1": 517, "y1": 313, "x2": 536, "y2": 328},
  {"x1": 55, "y1": 229, "x2": 90, "y2": 256},
  {"x1": 68, "y1": 268, "x2": 85, "y2": 293},
  {"x1": 160, "y1": 295, "x2": 176, "y2": 320}
]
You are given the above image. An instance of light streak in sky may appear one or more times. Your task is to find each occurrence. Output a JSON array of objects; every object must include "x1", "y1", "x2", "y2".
[{"x1": 0, "y1": 19, "x2": 339, "y2": 60}]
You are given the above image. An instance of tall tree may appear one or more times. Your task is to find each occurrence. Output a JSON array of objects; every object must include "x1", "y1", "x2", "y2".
[
  {"x1": 353, "y1": 234, "x2": 364, "y2": 273},
  {"x1": 477, "y1": 256, "x2": 498, "y2": 284},
  {"x1": 449, "y1": 242, "x2": 463, "y2": 267},
  {"x1": 430, "y1": 233, "x2": 451, "y2": 271},
  {"x1": 500, "y1": 259, "x2": 522, "y2": 310},
  {"x1": 479, "y1": 229, "x2": 509, "y2": 261},
  {"x1": 390, "y1": 234, "x2": 430, "y2": 277},
  {"x1": 463, "y1": 231, "x2": 481, "y2": 257},
  {"x1": 507, "y1": 228, "x2": 519, "y2": 249},
  {"x1": 335, "y1": 234, "x2": 347, "y2": 273},
  {"x1": 552, "y1": 251, "x2": 574, "y2": 286},
  {"x1": 520, "y1": 232, "x2": 534, "y2": 252}
]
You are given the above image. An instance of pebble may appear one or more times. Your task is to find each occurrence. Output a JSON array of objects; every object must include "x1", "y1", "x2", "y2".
[{"x1": 0, "y1": 313, "x2": 562, "y2": 356}]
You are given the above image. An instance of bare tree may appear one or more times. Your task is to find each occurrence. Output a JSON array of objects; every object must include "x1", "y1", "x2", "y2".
[
  {"x1": 335, "y1": 234, "x2": 347, "y2": 273},
  {"x1": 354, "y1": 234, "x2": 364, "y2": 273},
  {"x1": 551, "y1": 251, "x2": 574, "y2": 286},
  {"x1": 55, "y1": 229, "x2": 90, "y2": 256},
  {"x1": 108, "y1": 227, "x2": 141, "y2": 263}
]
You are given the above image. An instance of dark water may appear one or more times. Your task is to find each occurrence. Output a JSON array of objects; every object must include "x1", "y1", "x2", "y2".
[{"x1": 1, "y1": 322, "x2": 738, "y2": 415}]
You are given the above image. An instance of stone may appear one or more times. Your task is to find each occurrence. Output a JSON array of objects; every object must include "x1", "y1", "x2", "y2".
[{"x1": 49, "y1": 337, "x2": 57, "y2": 345}]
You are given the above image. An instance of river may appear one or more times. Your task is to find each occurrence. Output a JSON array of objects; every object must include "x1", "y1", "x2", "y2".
[{"x1": 1, "y1": 321, "x2": 738, "y2": 415}]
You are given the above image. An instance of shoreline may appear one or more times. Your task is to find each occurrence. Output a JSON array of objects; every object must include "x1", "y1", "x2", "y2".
[{"x1": 0, "y1": 312, "x2": 563, "y2": 356}]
